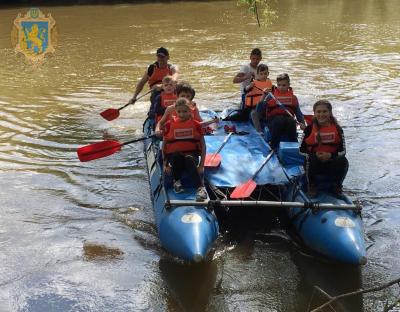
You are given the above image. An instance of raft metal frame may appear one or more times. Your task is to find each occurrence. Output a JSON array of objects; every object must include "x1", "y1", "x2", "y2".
[{"x1": 166, "y1": 199, "x2": 362, "y2": 212}]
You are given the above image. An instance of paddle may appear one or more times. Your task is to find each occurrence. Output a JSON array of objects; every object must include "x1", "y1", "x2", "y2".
[
  {"x1": 100, "y1": 90, "x2": 152, "y2": 121},
  {"x1": 77, "y1": 134, "x2": 156, "y2": 162},
  {"x1": 252, "y1": 85, "x2": 306, "y2": 127},
  {"x1": 204, "y1": 132, "x2": 233, "y2": 168},
  {"x1": 230, "y1": 150, "x2": 274, "y2": 199}
]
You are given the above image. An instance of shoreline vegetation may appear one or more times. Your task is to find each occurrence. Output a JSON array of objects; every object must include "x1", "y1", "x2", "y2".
[
  {"x1": 0, "y1": 0, "x2": 232, "y2": 8},
  {"x1": 2, "y1": 0, "x2": 277, "y2": 27}
]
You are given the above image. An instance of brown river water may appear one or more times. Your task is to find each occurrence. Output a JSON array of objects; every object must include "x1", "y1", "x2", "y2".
[{"x1": 0, "y1": 1, "x2": 400, "y2": 311}]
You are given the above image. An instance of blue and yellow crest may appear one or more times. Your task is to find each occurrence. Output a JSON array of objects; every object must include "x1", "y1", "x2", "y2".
[{"x1": 11, "y1": 8, "x2": 57, "y2": 66}]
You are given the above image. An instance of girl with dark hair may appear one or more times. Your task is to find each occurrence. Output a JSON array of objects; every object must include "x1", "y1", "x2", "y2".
[{"x1": 300, "y1": 100, "x2": 349, "y2": 197}]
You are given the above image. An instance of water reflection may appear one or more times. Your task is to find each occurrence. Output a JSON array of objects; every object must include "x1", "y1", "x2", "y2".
[
  {"x1": 292, "y1": 252, "x2": 363, "y2": 312},
  {"x1": 159, "y1": 259, "x2": 217, "y2": 311}
]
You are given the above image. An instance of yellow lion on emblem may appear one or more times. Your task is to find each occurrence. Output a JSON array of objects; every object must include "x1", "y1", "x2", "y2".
[{"x1": 22, "y1": 23, "x2": 46, "y2": 54}]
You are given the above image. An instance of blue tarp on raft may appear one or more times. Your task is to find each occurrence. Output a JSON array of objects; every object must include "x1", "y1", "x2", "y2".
[{"x1": 203, "y1": 114, "x2": 289, "y2": 188}]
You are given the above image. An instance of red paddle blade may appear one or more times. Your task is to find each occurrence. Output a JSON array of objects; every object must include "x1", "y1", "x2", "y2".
[
  {"x1": 204, "y1": 153, "x2": 222, "y2": 168},
  {"x1": 230, "y1": 179, "x2": 257, "y2": 199},
  {"x1": 100, "y1": 108, "x2": 120, "y2": 121},
  {"x1": 77, "y1": 140, "x2": 122, "y2": 162},
  {"x1": 304, "y1": 114, "x2": 313, "y2": 126}
]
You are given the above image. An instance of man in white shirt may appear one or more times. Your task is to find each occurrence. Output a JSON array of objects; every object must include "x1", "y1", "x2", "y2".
[{"x1": 233, "y1": 48, "x2": 263, "y2": 108}]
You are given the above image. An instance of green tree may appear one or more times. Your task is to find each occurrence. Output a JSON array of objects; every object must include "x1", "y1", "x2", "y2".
[{"x1": 237, "y1": 0, "x2": 278, "y2": 27}]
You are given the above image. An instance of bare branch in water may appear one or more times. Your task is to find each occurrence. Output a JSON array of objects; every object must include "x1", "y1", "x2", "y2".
[
  {"x1": 237, "y1": 0, "x2": 277, "y2": 27},
  {"x1": 309, "y1": 277, "x2": 400, "y2": 312}
]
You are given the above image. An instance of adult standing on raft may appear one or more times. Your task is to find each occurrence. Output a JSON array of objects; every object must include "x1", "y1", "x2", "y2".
[{"x1": 128, "y1": 47, "x2": 179, "y2": 105}]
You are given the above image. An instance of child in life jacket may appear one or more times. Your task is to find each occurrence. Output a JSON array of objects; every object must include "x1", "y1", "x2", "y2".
[
  {"x1": 251, "y1": 73, "x2": 305, "y2": 149},
  {"x1": 245, "y1": 64, "x2": 272, "y2": 108},
  {"x1": 156, "y1": 81, "x2": 202, "y2": 134},
  {"x1": 232, "y1": 64, "x2": 272, "y2": 121},
  {"x1": 299, "y1": 100, "x2": 348, "y2": 197},
  {"x1": 162, "y1": 98, "x2": 207, "y2": 201},
  {"x1": 153, "y1": 75, "x2": 178, "y2": 124}
]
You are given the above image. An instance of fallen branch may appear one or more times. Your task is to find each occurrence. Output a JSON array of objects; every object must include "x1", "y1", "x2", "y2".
[
  {"x1": 310, "y1": 277, "x2": 400, "y2": 312},
  {"x1": 384, "y1": 297, "x2": 400, "y2": 312},
  {"x1": 307, "y1": 286, "x2": 333, "y2": 312}
]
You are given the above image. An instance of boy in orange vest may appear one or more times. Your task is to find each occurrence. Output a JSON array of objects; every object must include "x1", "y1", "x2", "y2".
[
  {"x1": 156, "y1": 81, "x2": 202, "y2": 135},
  {"x1": 252, "y1": 73, "x2": 305, "y2": 149},
  {"x1": 242, "y1": 64, "x2": 272, "y2": 120},
  {"x1": 233, "y1": 48, "x2": 263, "y2": 107},
  {"x1": 153, "y1": 75, "x2": 178, "y2": 124},
  {"x1": 162, "y1": 98, "x2": 207, "y2": 201}
]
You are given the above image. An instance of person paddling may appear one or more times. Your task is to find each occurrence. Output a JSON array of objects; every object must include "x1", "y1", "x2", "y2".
[
  {"x1": 128, "y1": 47, "x2": 179, "y2": 106},
  {"x1": 300, "y1": 100, "x2": 348, "y2": 197},
  {"x1": 162, "y1": 98, "x2": 207, "y2": 201},
  {"x1": 251, "y1": 73, "x2": 305, "y2": 149}
]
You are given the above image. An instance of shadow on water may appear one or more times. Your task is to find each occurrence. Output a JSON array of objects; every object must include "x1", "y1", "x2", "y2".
[
  {"x1": 214, "y1": 188, "x2": 283, "y2": 246},
  {"x1": 216, "y1": 201, "x2": 364, "y2": 312},
  {"x1": 292, "y1": 251, "x2": 363, "y2": 312},
  {"x1": 159, "y1": 259, "x2": 218, "y2": 312}
]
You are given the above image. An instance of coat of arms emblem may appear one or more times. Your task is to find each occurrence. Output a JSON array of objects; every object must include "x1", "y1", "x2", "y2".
[{"x1": 11, "y1": 8, "x2": 57, "y2": 66}]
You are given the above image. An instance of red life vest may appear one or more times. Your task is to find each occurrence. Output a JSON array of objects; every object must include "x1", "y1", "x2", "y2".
[
  {"x1": 171, "y1": 102, "x2": 202, "y2": 122},
  {"x1": 163, "y1": 119, "x2": 202, "y2": 155},
  {"x1": 160, "y1": 92, "x2": 177, "y2": 109},
  {"x1": 304, "y1": 123, "x2": 341, "y2": 153},
  {"x1": 148, "y1": 62, "x2": 173, "y2": 88},
  {"x1": 266, "y1": 88, "x2": 297, "y2": 118},
  {"x1": 155, "y1": 92, "x2": 178, "y2": 123},
  {"x1": 245, "y1": 79, "x2": 273, "y2": 108}
]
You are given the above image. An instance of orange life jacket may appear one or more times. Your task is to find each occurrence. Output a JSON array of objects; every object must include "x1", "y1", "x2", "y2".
[
  {"x1": 155, "y1": 92, "x2": 178, "y2": 123},
  {"x1": 160, "y1": 92, "x2": 177, "y2": 109},
  {"x1": 245, "y1": 79, "x2": 273, "y2": 108},
  {"x1": 304, "y1": 123, "x2": 341, "y2": 153},
  {"x1": 266, "y1": 88, "x2": 297, "y2": 118},
  {"x1": 148, "y1": 62, "x2": 173, "y2": 88},
  {"x1": 163, "y1": 119, "x2": 202, "y2": 155},
  {"x1": 171, "y1": 102, "x2": 202, "y2": 122}
]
